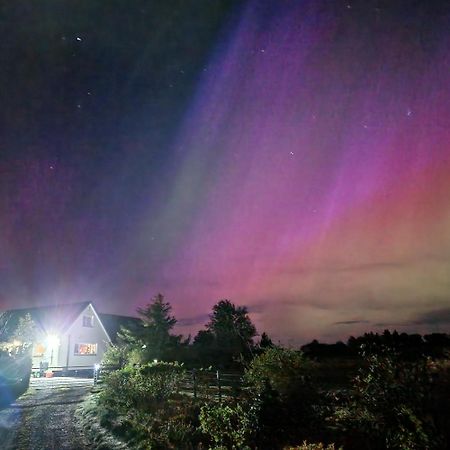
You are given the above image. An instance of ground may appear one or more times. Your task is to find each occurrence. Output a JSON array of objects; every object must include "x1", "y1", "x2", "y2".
[{"x1": 0, "y1": 377, "x2": 95, "y2": 450}]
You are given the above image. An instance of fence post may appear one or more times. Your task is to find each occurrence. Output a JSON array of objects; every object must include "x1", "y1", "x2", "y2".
[
  {"x1": 216, "y1": 370, "x2": 222, "y2": 400},
  {"x1": 193, "y1": 369, "x2": 197, "y2": 400},
  {"x1": 93, "y1": 364, "x2": 100, "y2": 384}
]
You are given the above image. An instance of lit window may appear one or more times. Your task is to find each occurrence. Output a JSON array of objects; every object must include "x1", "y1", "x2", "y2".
[
  {"x1": 82, "y1": 315, "x2": 94, "y2": 327},
  {"x1": 74, "y1": 343, "x2": 97, "y2": 355}
]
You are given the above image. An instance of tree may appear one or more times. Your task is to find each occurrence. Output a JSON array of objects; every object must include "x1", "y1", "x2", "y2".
[
  {"x1": 0, "y1": 311, "x2": 18, "y2": 343},
  {"x1": 259, "y1": 332, "x2": 274, "y2": 350},
  {"x1": 119, "y1": 293, "x2": 180, "y2": 362},
  {"x1": 13, "y1": 313, "x2": 36, "y2": 346},
  {"x1": 0, "y1": 312, "x2": 36, "y2": 351},
  {"x1": 194, "y1": 299, "x2": 257, "y2": 368}
]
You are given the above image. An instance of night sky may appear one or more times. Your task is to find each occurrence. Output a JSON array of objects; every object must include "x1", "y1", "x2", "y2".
[{"x1": 1, "y1": 0, "x2": 449, "y2": 344}]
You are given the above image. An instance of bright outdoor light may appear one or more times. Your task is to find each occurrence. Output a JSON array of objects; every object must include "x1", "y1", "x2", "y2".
[{"x1": 46, "y1": 334, "x2": 60, "y2": 348}]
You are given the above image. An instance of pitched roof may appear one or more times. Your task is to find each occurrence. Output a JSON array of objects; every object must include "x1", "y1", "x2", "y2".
[
  {"x1": 98, "y1": 313, "x2": 142, "y2": 343},
  {"x1": 1, "y1": 302, "x2": 141, "y2": 342},
  {"x1": 1, "y1": 302, "x2": 90, "y2": 336}
]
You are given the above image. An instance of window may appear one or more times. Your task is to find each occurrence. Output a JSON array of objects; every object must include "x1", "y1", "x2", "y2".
[
  {"x1": 82, "y1": 315, "x2": 94, "y2": 327},
  {"x1": 74, "y1": 343, "x2": 97, "y2": 355}
]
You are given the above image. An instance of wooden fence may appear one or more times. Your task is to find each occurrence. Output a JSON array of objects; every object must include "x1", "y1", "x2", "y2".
[
  {"x1": 182, "y1": 369, "x2": 243, "y2": 400},
  {"x1": 94, "y1": 365, "x2": 244, "y2": 400}
]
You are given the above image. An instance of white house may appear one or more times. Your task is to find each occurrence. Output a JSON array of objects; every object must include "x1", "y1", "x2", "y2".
[{"x1": 1, "y1": 302, "x2": 139, "y2": 374}]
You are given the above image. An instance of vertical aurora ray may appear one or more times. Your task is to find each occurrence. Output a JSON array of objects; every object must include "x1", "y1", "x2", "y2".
[{"x1": 136, "y1": 1, "x2": 450, "y2": 342}]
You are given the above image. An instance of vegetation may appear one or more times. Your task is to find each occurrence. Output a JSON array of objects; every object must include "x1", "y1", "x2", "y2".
[
  {"x1": 95, "y1": 361, "x2": 199, "y2": 449},
  {"x1": 193, "y1": 299, "x2": 257, "y2": 369},
  {"x1": 0, "y1": 311, "x2": 36, "y2": 345},
  {"x1": 87, "y1": 293, "x2": 450, "y2": 449},
  {"x1": 116, "y1": 293, "x2": 183, "y2": 364},
  {"x1": 199, "y1": 400, "x2": 255, "y2": 449},
  {"x1": 243, "y1": 347, "x2": 323, "y2": 448},
  {"x1": 333, "y1": 349, "x2": 442, "y2": 449},
  {"x1": 286, "y1": 444, "x2": 340, "y2": 450}
]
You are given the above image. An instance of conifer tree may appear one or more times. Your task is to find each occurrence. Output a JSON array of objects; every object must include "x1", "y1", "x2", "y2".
[{"x1": 119, "y1": 293, "x2": 180, "y2": 362}]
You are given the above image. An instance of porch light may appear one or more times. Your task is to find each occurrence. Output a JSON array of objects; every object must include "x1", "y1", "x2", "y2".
[{"x1": 46, "y1": 334, "x2": 60, "y2": 348}]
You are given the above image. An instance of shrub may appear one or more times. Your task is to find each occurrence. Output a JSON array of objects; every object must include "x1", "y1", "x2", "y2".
[
  {"x1": 199, "y1": 400, "x2": 255, "y2": 449},
  {"x1": 333, "y1": 348, "x2": 442, "y2": 449},
  {"x1": 101, "y1": 344, "x2": 129, "y2": 368},
  {"x1": 244, "y1": 347, "x2": 322, "y2": 447},
  {"x1": 245, "y1": 346, "x2": 314, "y2": 395},
  {"x1": 95, "y1": 361, "x2": 205, "y2": 448},
  {"x1": 429, "y1": 356, "x2": 450, "y2": 447},
  {"x1": 100, "y1": 361, "x2": 186, "y2": 411},
  {"x1": 286, "y1": 443, "x2": 340, "y2": 450}
]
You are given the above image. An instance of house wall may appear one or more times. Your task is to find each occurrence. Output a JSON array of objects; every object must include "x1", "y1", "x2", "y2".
[
  {"x1": 32, "y1": 304, "x2": 111, "y2": 370},
  {"x1": 62, "y1": 304, "x2": 111, "y2": 368}
]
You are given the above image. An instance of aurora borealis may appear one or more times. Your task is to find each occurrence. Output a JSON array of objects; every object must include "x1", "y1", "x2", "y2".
[{"x1": 1, "y1": 0, "x2": 450, "y2": 343}]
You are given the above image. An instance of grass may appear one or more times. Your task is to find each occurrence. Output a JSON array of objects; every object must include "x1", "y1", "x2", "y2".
[{"x1": 76, "y1": 392, "x2": 130, "y2": 450}]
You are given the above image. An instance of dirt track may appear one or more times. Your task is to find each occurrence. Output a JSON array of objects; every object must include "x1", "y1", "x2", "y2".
[{"x1": 0, "y1": 377, "x2": 93, "y2": 450}]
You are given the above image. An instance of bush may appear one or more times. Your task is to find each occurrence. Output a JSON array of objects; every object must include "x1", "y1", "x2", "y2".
[
  {"x1": 100, "y1": 361, "x2": 186, "y2": 411},
  {"x1": 244, "y1": 347, "x2": 322, "y2": 447},
  {"x1": 95, "y1": 361, "x2": 206, "y2": 448},
  {"x1": 333, "y1": 349, "x2": 442, "y2": 449},
  {"x1": 101, "y1": 344, "x2": 129, "y2": 368},
  {"x1": 199, "y1": 400, "x2": 255, "y2": 449},
  {"x1": 245, "y1": 346, "x2": 315, "y2": 396},
  {"x1": 286, "y1": 443, "x2": 340, "y2": 450},
  {"x1": 101, "y1": 343, "x2": 144, "y2": 368},
  {"x1": 429, "y1": 357, "x2": 450, "y2": 447}
]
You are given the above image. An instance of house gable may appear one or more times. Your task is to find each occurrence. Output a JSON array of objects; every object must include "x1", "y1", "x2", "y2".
[
  {"x1": 2, "y1": 302, "x2": 138, "y2": 371},
  {"x1": 66, "y1": 303, "x2": 112, "y2": 344},
  {"x1": 58, "y1": 303, "x2": 112, "y2": 368}
]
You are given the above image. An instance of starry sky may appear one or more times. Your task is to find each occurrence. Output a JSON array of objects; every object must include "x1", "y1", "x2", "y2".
[{"x1": 1, "y1": 0, "x2": 449, "y2": 344}]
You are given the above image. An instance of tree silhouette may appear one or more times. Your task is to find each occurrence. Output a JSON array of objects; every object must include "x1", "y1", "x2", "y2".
[
  {"x1": 119, "y1": 293, "x2": 180, "y2": 362},
  {"x1": 259, "y1": 332, "x2": 274, "y2": 350},
  {"x1": 194, "y1": 299, "x2": 257, "y2": 368},
  {"x1": 0, "y1": 312, "x2": 36, "y2": 346}
]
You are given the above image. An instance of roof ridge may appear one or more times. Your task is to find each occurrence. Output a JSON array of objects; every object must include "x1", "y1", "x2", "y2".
[{"x1": 2, "y1": 300, "x2": 91, "y2": 312}]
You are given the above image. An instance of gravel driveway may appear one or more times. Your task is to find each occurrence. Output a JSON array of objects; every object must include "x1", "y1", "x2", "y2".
[{"x1": 0, "y1": 377, "x2": 93, "y2": 450}]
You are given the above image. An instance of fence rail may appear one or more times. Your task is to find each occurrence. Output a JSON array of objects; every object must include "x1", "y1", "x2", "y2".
[
  {"x1": 94, "y1": 364, "x2": 244, "y2": 399},
  {"x1": 182, "y1": 370, "x2": 243, "y2": 400}
]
